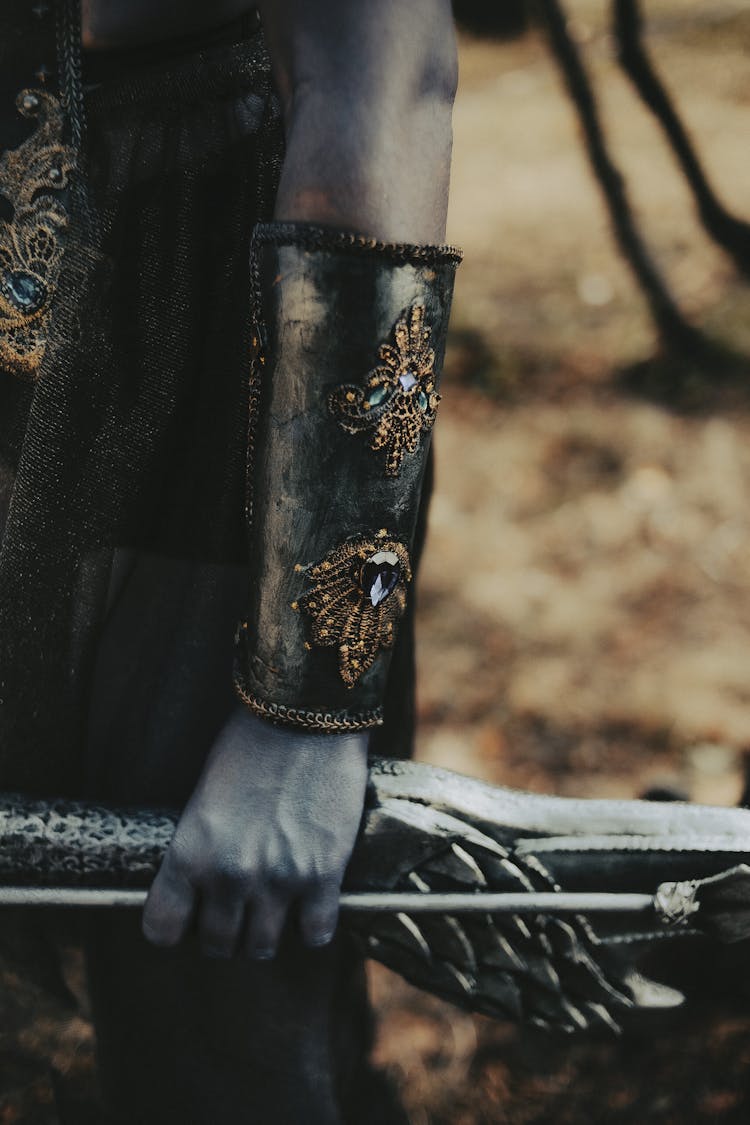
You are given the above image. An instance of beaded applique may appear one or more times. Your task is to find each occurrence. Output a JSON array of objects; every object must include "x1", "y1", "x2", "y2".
[
  {"x1": 294, "y1": 531, "x2": 412, "y2": 687},
  {"x1": 0, "y1": 90, "x2": 76, "y2": 380},
  {"x1": 328, "y1": 305, "x2": 441, "y2": 477}
]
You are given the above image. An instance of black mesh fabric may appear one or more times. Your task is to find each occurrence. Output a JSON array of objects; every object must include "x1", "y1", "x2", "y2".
[
  {"x1": 0, "y1": 6, "x2": 284, "y2": 795},
  {"x1": 0, "y1": 5, "x2": 425, "y2": 803}
]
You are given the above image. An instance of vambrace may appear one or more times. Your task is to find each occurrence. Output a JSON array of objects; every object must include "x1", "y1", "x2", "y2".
[{"x1": 234, "y1": 223, "x2": 462, "y2": 732}]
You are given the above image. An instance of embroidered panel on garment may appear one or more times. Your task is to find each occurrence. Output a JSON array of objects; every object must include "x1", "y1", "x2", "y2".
[
  {"x1": 328, "y1": 304, "x2": 441, "y2": 478},
  {"x1": 294, "y1": 531, "x2": 412, "y2": 688},
  {"x1": 0, "y1": 89, "x2": 76, "y2": 381}
]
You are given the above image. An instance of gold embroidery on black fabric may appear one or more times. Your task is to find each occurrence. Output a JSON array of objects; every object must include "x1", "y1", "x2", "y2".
[
  {"x1": 0, "y1": 89, "x2": 76, "y2": 380},
  {"x1": 328, "y1": 305, "x2": 440, "y2": 478},
  {"x1": 296, "y1": 531, "x2": 412, "y2": 687}
]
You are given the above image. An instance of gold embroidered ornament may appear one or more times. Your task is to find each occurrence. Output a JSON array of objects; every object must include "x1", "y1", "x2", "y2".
[
  {"x1": 328, "y1": 304, "x2": 440, "y2": 477},
  {"x1": 296, "y1": 532, "x2": 412, "y2": 687},
  {"x1": 0, "y1": 89, "x2": 76, "y2": 380}
]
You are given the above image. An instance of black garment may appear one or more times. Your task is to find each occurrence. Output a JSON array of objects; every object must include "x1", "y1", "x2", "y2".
[
  {"x1": 83, "y1": 915, "x2": 409, "y2": 1125},
  {"x1": 0, "y1": 7, "x2": 417, "y2": 799},
  {"x1": 0, "y1": 8, "x2": 418, "y2": 1123},
  {"x1": 0, "y1": 6, "x2": 282, "y2": 795}
]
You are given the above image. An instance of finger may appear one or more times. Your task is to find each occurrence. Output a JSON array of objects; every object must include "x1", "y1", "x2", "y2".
[
  {"x1": 299, "y1": 881, "x2": 340, "y2": 949},
  {"x1": 198, "y1": 894, "x2": 246, "y2": 959},
  {"x1": 242, "y1": 894, "x2": 288, "y2": 961},
  {"x1": 142, "y1": 857, "x2": 196, "y2": 948}
]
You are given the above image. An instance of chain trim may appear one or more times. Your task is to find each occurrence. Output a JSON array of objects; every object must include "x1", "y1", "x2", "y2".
[
  {"x1": 251, "y1": 222, "x2": 463, "y2": 267},
  {"x1": 233, "y1": 673, "x2": 384, "y2": 732},
  {"x1": 244, "y1": 236, "x2": 264, "y2": 531},
  {"x1": 55, "y1": 0, "x2": 85, "y2": 152}
]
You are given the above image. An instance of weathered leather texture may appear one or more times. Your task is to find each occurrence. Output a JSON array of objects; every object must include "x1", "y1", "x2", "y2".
[{"x1": 234, "y1": 225, "x2": 461, "y2": 730}]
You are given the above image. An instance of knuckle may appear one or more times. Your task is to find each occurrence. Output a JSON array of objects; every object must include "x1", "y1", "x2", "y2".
[
  {"x1": 301, "y1": 900, "x2": 339, "y2": 949},
  {"x1": 166, "y1": 833, "x2": 194, "y2": 871},
  {"x1": 323, "y1": 859, "x2": 346, "y2": 884},
  {"x1": 284, "y1": 871, "x2": 308, "y2": 897},
  {"x1": 212, "y1": 860, "x2": 246, "y2": 890},
  {"x1": 142, "y1": 916, "x2": 179, "y2": 948},
  {"x1": 313, "y1": 867, "x2": 344, "y2": 897},
  {"x1": 163, "y1": 848, "x2": 199, "y2": 890},
  {"x1": 297, "y1": 857, "x2": 340, "y2": 891},
  {"x1": 264, "y1": 866, "x2": 302, "y2": 898},
  {"x1": 209, "y1": 851, "x2": 257, "y2": 892},
  {"x1": 233, "y1": 847, "x2": 268, "y2": 888},
  {"x1": 302, "y1": 924, "x2": 336, "y2": 950}
]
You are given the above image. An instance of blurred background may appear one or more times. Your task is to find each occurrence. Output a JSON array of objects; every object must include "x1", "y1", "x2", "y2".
[
  {"x1": 3, "y1": 1, "x2": 750, "y2": 1120},
  {"x1": 370, "y1": 0, "x2": 750, "y2": 1121}
]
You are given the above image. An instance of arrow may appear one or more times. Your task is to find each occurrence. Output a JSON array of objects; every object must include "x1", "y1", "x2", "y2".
[
  {"x1": 0, "y1": 887, "x2": 658, "y2": 913},
  {"x1": 5, "y1": 876, "x2": 750, "y2": 943}
]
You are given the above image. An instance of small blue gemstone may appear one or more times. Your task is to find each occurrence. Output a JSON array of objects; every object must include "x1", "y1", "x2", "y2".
[
  {"x1": 361, "y1": 551, "x2": 400, "y2": 607},
  {"x1": 399, "y1": 370, "x2": 418, "y2": 391},
  {"x1": 367, "y1": 384, "x2": 390, "y2": 408},
  {"x1": 417, "y1": 390, "x2": 429, "y2": 412},
  {"x1": 2, "y1": 270, "x2": 45, "y2": 312}
]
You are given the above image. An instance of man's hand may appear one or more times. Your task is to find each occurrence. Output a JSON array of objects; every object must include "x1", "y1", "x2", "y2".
[{"x1": 142, "y1": 707, "x2": 369, "y2": 959}]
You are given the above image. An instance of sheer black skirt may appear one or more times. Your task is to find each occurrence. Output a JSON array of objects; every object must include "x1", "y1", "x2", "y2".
[{"x1": 0, "y1": 11, "x2": 420, "y2": 801}]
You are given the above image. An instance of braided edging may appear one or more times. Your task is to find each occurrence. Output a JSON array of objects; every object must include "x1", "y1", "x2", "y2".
[
  {"x1": 252, "y1": 222, "x2": 463, "y2": 267},
  {"x1": 56, "y1": 0, "x2": 85, "y2": 151},
  {"x1": 233, "y1": 674, "x2": 384, "y2": 732}
]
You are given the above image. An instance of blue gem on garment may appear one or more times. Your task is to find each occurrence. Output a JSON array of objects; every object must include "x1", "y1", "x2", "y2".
[
  {"x1": 361, "y1": 551, "x2": 401, "y2": 607},
  {"x1": 2, "y1": 270, "x2": 46, "y2": 312},
  {"x1": 417, "y1": 390, "x2": 429, "y2": 412},
  {"x1": 399, "y1": 370, "x2": 418, "y2": 391},
  {"x1": 367, "y1": 384, "x2": 390, "y2": 408}
]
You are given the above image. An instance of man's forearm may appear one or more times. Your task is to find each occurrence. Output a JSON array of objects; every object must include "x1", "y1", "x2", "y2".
[
  {"x1": 258, "y1": 0, "x2": 457, "y2": 242},
  {"x1": 145, "y1": 0, "x2": 459, "y2": 958},
  {"x1": 236, "y1": 0, "x2": 460, "y2": 732}
]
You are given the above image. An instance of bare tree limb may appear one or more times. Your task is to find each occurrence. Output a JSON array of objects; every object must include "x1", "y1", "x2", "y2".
[
  {"x1": 614, "y1": 0, "x2": 750, "y2": 278},
  {"x1": 537, "y1": 0, "x2": 705, "y2": 355}
]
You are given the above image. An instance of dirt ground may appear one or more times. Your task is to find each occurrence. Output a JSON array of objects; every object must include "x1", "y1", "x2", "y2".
[
  {"x1": 371, "y1": 2, "x2": 750, "y2": 1122},
  {"x1": 3, "y1": 1, "x2": 750, "y2": 1121}
]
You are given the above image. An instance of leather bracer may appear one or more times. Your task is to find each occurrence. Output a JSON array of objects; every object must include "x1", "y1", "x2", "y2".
[{"x1": 234, "y1": 223, "x2": 461, "y2": 732}]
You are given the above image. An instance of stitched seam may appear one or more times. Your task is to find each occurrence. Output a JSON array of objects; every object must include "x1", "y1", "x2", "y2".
[
  {"x1": 233, "y1": 673, "x2": 384, "y2": 731},
  {"x1": 252, "y1": 222, "x2": 463, "y2": 267}
]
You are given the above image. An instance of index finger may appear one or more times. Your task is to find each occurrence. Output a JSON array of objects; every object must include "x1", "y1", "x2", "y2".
[{"x1": 142, "y1": 853, "x2": 196, "y2": 948}]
